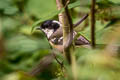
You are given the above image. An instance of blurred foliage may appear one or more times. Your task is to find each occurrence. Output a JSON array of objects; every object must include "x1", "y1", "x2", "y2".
[{"x1": 0, "y1": 0, "x2": 120, "y2": 80}]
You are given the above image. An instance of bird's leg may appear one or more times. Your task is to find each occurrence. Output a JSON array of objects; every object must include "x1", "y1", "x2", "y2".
[
  {"x1": 52, "y1": 52, "x2": 65, "y2": 69},
  {"x1": 52, "y1": 51, "x2": 66, "y2": 75}
]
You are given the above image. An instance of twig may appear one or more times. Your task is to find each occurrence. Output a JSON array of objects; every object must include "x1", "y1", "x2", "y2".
[
  {"x1": 52, "y1": 52, "x2": 65, "y2": 73},
  {"x1": 52, "y1": 52, "x2": 63, "y2": 67},
  {"x1": 91, "y1": 0, "x2": 96, "y2": 48},
  {"x1": 73, "y1": 14, "x2": 89, "y2": 27},
  {"x1": 0, "y1": 15, "x2": 5, "y2": 58}
]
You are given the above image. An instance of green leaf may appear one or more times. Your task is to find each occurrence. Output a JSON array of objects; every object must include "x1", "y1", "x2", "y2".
[
  {"x1": 6, "y1": 35, "x2": 50, "y2": 53},
  {"x1": 0, "y1": 0, "x2": 19, "y2": 15},
  {"x1": 109, "y1": 0, "x2": 120, "y2": 4},
  {"x1": 4, "y1": 6, "x2": 18, "y2": 15}
]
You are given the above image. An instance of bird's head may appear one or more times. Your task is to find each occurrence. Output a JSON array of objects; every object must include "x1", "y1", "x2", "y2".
[{"x1": 37, "y1": 20, "x2": 60, "y2": 38}]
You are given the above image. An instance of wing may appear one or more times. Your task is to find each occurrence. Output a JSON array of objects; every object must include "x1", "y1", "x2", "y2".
[
  {"x1": 75, "y1": 35, "x2": 90, "y2": 45},
  {"x1": 49, "y1": 27, "x2": 63, "y2": 39},
  {"x1": 50, "y1": 34, "x2": 90, "y2": 45}
]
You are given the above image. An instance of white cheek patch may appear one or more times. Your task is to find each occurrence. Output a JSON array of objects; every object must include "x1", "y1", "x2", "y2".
[
  {"x1": 53, "y1": 20, "x2": 62, "y2": 27},
  {"x1": 52, "y1": 20, "x2": 60, "y2": 24},
  {"x1": 43, "y1": 29, "x2": 54, "y2": 38}
]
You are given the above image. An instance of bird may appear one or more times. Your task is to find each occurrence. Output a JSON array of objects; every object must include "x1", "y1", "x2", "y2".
[{"x1": 36, "y1": 20, "x2": 90, "y2": 52}]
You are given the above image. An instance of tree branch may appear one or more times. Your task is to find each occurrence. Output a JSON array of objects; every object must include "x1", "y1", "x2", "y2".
[
  {"x1": 91, "y1": 0, "x2": 96, "y2": 48},
  {"x1": 0, "y1": 15, "x2": 5, "y2": 58},
  {"x1": 56, "y1": 0, "x2": 74, "y2": 64}
]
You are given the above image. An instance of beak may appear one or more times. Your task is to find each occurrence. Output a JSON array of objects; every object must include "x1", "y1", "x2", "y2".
[{"x1": 36, "y1": 27, "x2": 41, "y2": 30}]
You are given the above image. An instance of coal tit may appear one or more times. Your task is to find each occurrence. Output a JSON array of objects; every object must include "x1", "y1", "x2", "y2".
[{"x1": 36, "y1": 20, "x2": 90, "y2": 52}]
